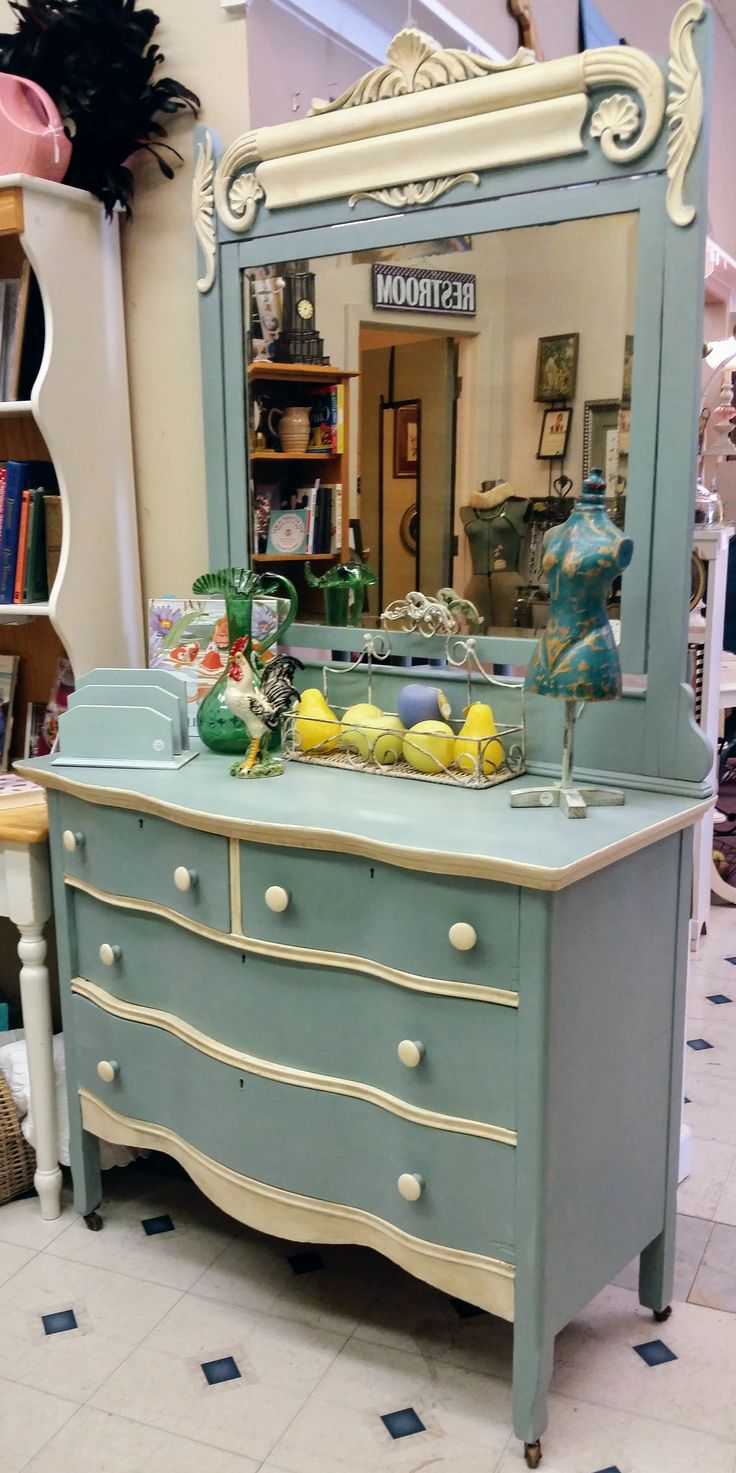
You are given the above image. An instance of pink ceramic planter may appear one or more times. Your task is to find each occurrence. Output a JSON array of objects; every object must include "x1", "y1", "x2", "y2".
[{"x1": 0, "y1": 74, "x2": 70, "y2": 183}]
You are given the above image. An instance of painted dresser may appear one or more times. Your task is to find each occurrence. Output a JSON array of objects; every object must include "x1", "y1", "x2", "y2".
[{"x1": 23, "y1": 754, "x2": 706, "y2": 1463}]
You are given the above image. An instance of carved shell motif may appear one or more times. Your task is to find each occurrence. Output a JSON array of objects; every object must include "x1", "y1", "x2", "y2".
[
  {"x1": 310, "y1": 27, "x2": 533, "y2": 114},
  {"x1": 228, "y1": 171, "x2": 265, "y2": 231},
  {"x1": 666, "y1": 0, "x2": 705, "y2": 227},
  {"x1": 590, "y1": 93, "x2": 640, "y2": 148}
]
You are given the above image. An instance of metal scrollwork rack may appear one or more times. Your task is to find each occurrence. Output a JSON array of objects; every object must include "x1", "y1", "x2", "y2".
[{"x1": 283, "y1": 592, "x2": 526, "y2": 789}]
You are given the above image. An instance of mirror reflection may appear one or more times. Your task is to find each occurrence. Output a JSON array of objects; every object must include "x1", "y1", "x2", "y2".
[{"x1": 244, "y1": 212, "x2": 637, "y2": 634}]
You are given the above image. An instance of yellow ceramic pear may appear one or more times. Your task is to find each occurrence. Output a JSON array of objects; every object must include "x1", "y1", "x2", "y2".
[
  {"x1": 454, "y1": 702, "x2": 505, "y2": 776},
  {"x1": 294, "y1": 688, "x2": 341, "y2": 753}
]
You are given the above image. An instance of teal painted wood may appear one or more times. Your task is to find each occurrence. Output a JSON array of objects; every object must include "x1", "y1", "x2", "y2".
[
  {"x1": 512, "y1": 887, "x2": 554, "y2": 1446},
  {"x1": 72, "y1": 888, "x2": 519, "y2": 1129},
  {"x1": 194, "y1": 130, "x2": 232, "y2": 571},
  {"x1": 241, "y1": 842, "x2": 520, "y2": 987},
  {"x1": 21, "y1": 754, "x2": 707, "y2": 889},
  {"x1": 45, "y1": 792, "x2": 102, "y2": 1218},
  {"x1": 56, "y1": 793, "x2": 230, "y2": 931},
  {"x1": 639, "y1": 829, "x2": 693, "y2": 1314},
  {"x1": 543, "y1": 834, "x2": 687, "y2": 1331},
  {"x1": 72, "y1": 995, "x2": 516, "y2": 1262}
]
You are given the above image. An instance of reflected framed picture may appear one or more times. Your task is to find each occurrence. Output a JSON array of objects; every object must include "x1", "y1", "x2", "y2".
[
  {"x1": 394, "y1": 402, "x2": 419, "y2": 478},
  {"x1": 534, "y1": 333, "x2": 579, "y2": 402},
  {"x1": 537, "y1": 407, "x2": 572, "y2": 460}
]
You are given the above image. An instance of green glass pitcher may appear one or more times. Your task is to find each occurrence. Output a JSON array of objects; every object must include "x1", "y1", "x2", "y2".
[{"x1": 192, "y1": 568, "x2": 298, "y2": 754}]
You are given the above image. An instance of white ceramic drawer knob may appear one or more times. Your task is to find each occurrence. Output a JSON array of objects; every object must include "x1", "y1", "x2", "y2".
[
  {"x1": 397, "y1": 1039, "x2": 425, "y2": 1069},
  {"x1": 99, "y1": 943, "x2": 121, "y2": 966},
  {"x1": 265, "y1": 885, "x2": 290, "y2": 913},
  {"x1": 174, "y1": 866, "x2": 198, "y2": 893},
  {"x1": 398, "y1": 1172, "x2": 425, "y2": 1202},
  {"x1": 449, "y1": 921, "x2": 477, "y2": 952},
  {"x1": 62, "y1": 829, "x2": 85, "y2": 854},
  {"x1": 96, "y1": 1060, "x2": 119, "y2": 1083}
]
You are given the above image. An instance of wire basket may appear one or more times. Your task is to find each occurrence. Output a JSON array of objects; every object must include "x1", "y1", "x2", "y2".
[
  {"x1": 0, "y1": 1066, "x2": 35, "y2": 1206},
  {"x1": 284, "y1": 630, "x2": 526, "y2": 790}
]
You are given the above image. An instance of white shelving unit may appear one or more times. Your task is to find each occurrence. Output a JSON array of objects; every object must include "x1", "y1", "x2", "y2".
[{"x1": 0, "y1": 175, "x2": 143, "y2": 671}]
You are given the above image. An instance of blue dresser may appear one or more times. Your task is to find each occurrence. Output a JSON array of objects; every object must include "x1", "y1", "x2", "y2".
[{"x1": 23, "y1": 755, "x2": 706, "y2": 1459}]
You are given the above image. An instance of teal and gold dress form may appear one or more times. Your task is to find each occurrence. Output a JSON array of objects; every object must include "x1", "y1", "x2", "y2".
[{"x1": 526, "y1": 472, "x2": 633, "y2": 702}]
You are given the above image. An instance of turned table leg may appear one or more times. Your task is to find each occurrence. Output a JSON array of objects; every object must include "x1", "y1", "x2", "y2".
[{"x1": 5, "y1": 840, "x2": 62, "y2": 1221}]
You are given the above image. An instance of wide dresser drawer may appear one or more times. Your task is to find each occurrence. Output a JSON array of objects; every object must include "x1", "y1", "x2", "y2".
[
  {"x1": 72, "y1": 891, "x2": 518, "y2": 1133},
  {"x1": 72, "y1": 995, "x2": 516, "y2": 1262},
  {"x1": 56, "y1": 794, "x2": 230, "y2": 931},
  {"x1": 241, "y1": 843, "x2": 520, "y2": 989}
]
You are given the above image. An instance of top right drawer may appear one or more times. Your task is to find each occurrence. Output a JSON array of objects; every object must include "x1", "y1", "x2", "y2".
[{"x1": 240, "y1": 843, "x2": 519, "y2": 991}]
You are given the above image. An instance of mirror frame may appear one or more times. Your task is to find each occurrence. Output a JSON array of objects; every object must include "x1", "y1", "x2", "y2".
[{"x1": 194, "y1": 2, "x2": 713, "y2": 793}]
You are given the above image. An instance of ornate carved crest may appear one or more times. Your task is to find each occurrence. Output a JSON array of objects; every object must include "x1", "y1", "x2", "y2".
[{"x1": 309, "y1": 27, "x2": 533, "y2": 115}]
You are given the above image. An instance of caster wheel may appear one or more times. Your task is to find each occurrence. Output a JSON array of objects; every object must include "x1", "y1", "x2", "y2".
[
  {"x1": 524, "y1": 1441, "x2": 542, "y2": 1469},
  {"x1": 653, "y1": 1305, "x2": 672, "y2": 1323},
  {"x1": 84, "y1": 1211, "x2": 103, "y2": 1232}
]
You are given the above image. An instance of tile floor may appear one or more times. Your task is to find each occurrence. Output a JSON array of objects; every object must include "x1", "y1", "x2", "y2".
[{"x1": 2, "y1": 910, "x2": 736, "y2": 1471}]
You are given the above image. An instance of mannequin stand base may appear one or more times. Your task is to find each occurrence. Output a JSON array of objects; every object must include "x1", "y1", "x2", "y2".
[{"x1": 510, "y1": 783, "x2": 625, "y2": 819}]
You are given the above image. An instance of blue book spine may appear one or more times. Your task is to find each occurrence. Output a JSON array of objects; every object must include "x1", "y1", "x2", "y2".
[{"x1": 0, "y1": 462, "x2": 25, "y2": 604}]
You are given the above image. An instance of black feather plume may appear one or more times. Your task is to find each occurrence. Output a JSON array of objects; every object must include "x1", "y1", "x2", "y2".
[{"x1": 0, "y1": 0, "x2": 200, "y2": 215}]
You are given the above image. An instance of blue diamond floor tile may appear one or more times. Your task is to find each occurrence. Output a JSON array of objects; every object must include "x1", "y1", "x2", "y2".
[
  {"x1": 201, "y1": 1356, "x2": 241, "y2": 1385},
  {"x1": 707, "y1": 994, "x2": 733, "y2": 1004},
  {"x1": 593, "y1": 1467, "x2": 622, "y2": 1473},
  {"x1": 42, "y1": 1309, "x2": 77, "y2": 1335},
  {"x1": 725, "y1": 956, "x2": 736, "y2": 965},
  {"x1": 449, "y1": 1297, "x2": 487, "y2": 1319},
  {"x1": 684, "y1": 1096, "x2": 691, "y2": 1104},
  {"x1": 381, "y1": 1408, "x2": 426, "y2": 1439},
  {"x1": 287, "y1": 1250, "x2": 325, "y2": 1275},
  {"x1": 687, "y1": 1038, "x2": 714, "y2": 1051},
  {"x1": 141, "y1": 1213, "x2": 175, "y2": 1236},
  {"x1": 633, "y1": 1339, "x2": 677, "y2": 1367}
]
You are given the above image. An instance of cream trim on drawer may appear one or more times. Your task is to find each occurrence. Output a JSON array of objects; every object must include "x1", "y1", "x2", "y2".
[
  {"x1": 79, "y1": 1087, "x2": 516, "y2": 1321},
  {"x1": 229, "y1": 838, "x2": 243, "y2": 935},
  {"x1": 66, "y1": 875, "x2": 519, "y2": 1008},
  {"x1": 72, "y1": 977, "x2": 517, "y2": 1145}
]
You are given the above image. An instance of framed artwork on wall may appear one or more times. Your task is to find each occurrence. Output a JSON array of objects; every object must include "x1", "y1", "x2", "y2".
[
  {"x1": 393, "y1": 402, "x2": 419, "y2": 478},
  {"x1": 534, "y1": 333, "x2": 579, "y2": 402},
  {"x1": 538, "y1": 407, "x2": 572, "y2": 460}
]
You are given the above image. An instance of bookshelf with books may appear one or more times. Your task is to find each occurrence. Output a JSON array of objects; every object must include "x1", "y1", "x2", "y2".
[
  {"x1": 247, "y1": 363, "x2": 356, "y2": 608},
  {"x1": 0, "y1": 177, "x2": 143, "y2": 758}
]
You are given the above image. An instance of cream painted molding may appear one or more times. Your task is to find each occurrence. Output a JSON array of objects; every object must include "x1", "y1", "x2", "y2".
[
  {"x1": 71, "y1": 976, "x2": 517, "y2": 1144},
  {"x1": 666, "y1": 0, "x2": 705, "y2": 228},
  {"x1": 309, "y1": 27, "x2": 532, "y2": 113},
  {"x1": 79, "y1": 1088, "x2": 516, "y2": 1320},
  {"x1": 213, "y1": 23, "x2": 668, "y2": 232},
  {"x1": 349, "y1": 173, "x2": 480, "y2": 211},
  {"x1": 192, "y1": 132, "x2": 216, "y2": 294},
  {"x1": 64, "y1": 874, "x2": 520, "y2": 1006}
]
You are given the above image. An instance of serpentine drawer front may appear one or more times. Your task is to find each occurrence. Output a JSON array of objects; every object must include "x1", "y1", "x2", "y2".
[
  {"x1": 73, "y1": 995, "x2": 516, "y2": 1261},
  {"x1": 58, "y1": 795, "x2": 230, "y2": 931},
  {"x1": 72, "y1": 891, "x2": 518, "y2": 1133},
  {"x1": 241, "y1": 843, "x2": 520, "y2": 988}
]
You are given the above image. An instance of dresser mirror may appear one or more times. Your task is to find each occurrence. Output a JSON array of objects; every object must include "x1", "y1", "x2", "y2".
[
  {"x1": 242, "y1": 210, "x2": 637, "y2": 637},
  {"x1": 197, "y1": 3, "x2": 711, "y2": 785}
]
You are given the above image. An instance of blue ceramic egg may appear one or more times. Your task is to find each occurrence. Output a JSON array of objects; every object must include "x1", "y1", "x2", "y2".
[{"x1": 397, "y1": 683, "x2": 452, "y2": 729}]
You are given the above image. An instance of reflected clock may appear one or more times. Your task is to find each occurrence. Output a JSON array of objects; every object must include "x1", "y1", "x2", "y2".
[{"x1": 274, "y1": 263, "x2": 329, "y2": 365}]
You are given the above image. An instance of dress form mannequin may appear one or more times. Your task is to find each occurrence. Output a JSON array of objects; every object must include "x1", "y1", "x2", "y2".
[
  {"x1": 511, "y1": 470, "x2": 633, "y2": 817},
  {"x1": 460, "y1": 482, "x2": 528, "y2": 629}
]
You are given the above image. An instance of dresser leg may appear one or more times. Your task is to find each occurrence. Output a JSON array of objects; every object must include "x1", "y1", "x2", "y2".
[
  {"x1": 67, "y1": 1095, "x2": 102, "y2": 1220},
  {"x1": 17, "y1": 924, "x2": 62, "y2": 1221},
  {"x1": 638, "y1": 1225, "x2": 675, "y2": 1318},
  {"x1": 512, "y1": 1326, "x2": 553, "y2": 1454}
]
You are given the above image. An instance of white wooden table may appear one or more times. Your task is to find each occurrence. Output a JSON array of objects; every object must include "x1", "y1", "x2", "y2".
[{"x1": 0, "y1": 801, "x2": 61, "y2": 1219}]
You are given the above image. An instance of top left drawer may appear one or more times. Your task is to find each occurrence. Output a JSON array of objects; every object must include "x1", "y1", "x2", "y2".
[{"x1": 55, "y1": 795, "x2": 231, "y2": 932}]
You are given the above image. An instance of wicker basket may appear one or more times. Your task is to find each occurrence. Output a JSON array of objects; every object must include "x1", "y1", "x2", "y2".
[{"x1": 0, "y1": 1064, "x2": 35, "y2": 1206}]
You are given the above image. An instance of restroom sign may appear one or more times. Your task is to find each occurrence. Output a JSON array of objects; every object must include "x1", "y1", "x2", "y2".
[{"x1": 372, "y1": 264, "x2": 476, "y2": 317}]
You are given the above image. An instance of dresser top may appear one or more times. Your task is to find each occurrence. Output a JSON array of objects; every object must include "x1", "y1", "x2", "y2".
[{"x1": 20, "y1": 754, "x2": 709, "y2": 891}]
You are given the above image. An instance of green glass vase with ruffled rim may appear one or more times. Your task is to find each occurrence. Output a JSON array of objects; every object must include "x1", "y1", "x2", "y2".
[{"x1": 192, "y1": 568, "x2": 298, "y2": 754}]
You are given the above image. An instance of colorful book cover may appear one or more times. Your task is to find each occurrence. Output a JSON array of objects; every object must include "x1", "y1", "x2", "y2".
[
  {"x1": 36, "y1": 657, "x2": 74, "y2": 757},
  {"x1": 13, "y1": 488, "x2": 31, "y2": 603},
  {"x1": 148, "y1": 596, "x2": 289, "y2": 739},
  {"x1": 307, "y1": 386, "x2": 338, "y2": 453},
  {"x1": 266, "y1": 507, "x2": 308, "y2": 555},
  {"x1": 0, "y1": 462, "x2": 55, "y2": 604},
  {"x1": 43, "y1": 493, "x2": 62, "y2": 593}
]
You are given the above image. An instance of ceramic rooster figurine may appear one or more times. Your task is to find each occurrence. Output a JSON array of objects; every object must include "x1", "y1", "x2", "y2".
[{"x1": 224, "y1": 636, "x2": 303, "y2": 778}]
